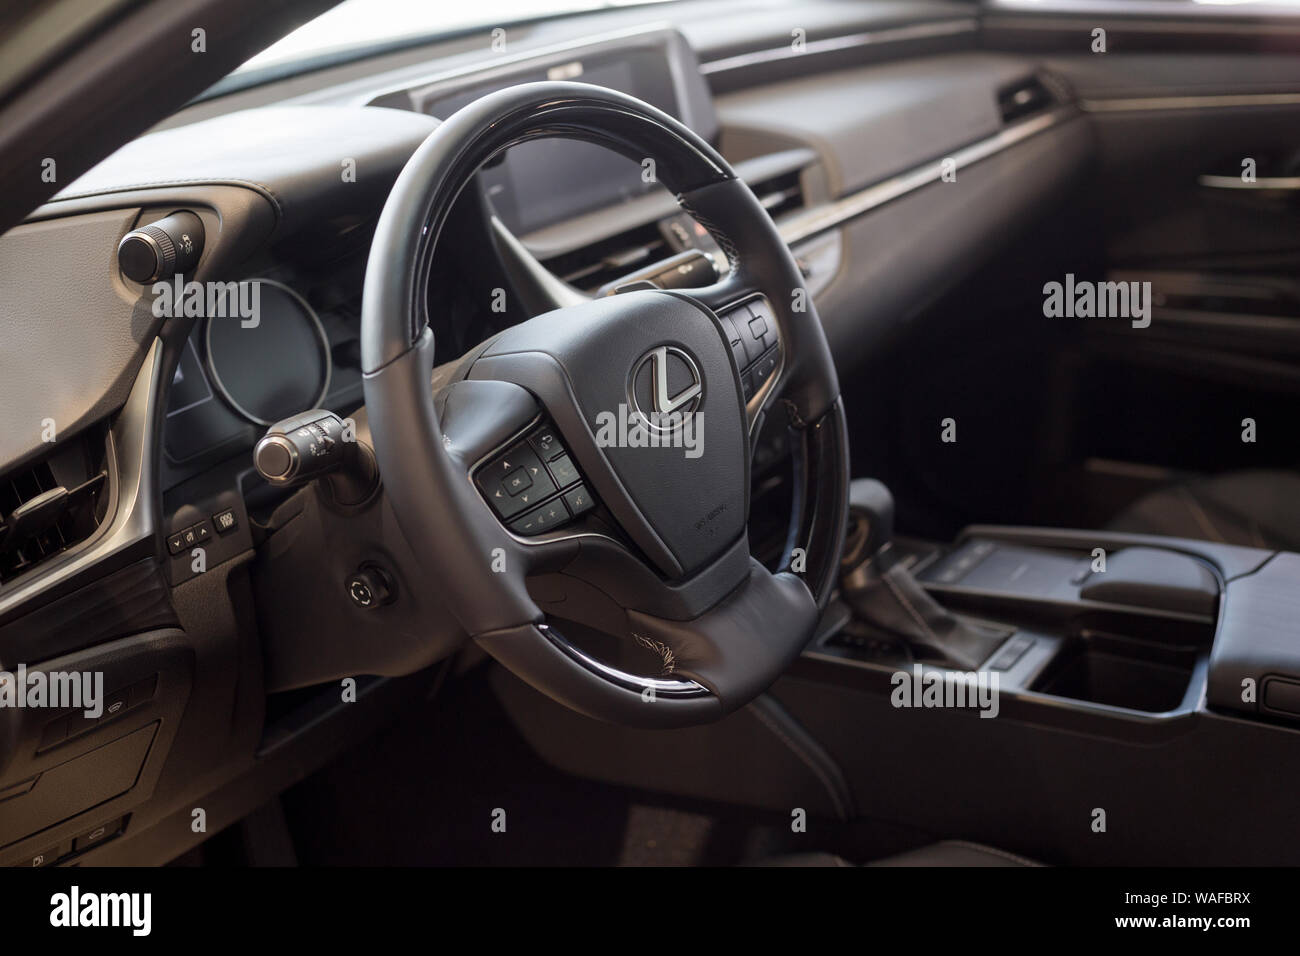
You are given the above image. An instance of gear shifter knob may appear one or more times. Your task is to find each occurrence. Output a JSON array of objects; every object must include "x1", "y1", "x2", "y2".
[
  {"x1": 838, "y1": 477, "x2": 1001, "y2": 669},
  {"x1": 842, "y1": 478, "x2": 895, "y2": 569}
]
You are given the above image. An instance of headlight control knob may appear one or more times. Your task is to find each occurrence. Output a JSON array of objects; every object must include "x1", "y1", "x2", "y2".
[{"x1": 117, "y1": 210, "x2": 205, "y2": 283}]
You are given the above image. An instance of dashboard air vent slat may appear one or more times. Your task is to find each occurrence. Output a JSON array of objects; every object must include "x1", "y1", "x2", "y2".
[
  {"x1": 536, "y1": 152, "x2": 810, "y2": 294},
  {"x1": 998, "y1": 74, "x2": 1058, "y2": 125},
  {"x1": 749, "y1": 169, "x2": 806, "y2": 221},
  {"x1": 0, "y1": 430, "x2": 110, "y2": 586},
  {"x1": 545, "y1": 220, "x2": 670, "y2": 294}
]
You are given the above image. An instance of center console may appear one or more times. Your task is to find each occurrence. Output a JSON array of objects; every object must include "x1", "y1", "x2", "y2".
[
  {"x1": 756, "y1": 503, "x2": 1300, "y2": 865},
  {"x1": 810, "y1": 517, "x2": 1274, "y2": 726},
  {"x1": 491, "y1": 478, "x2": 1300, "y2": 864}
]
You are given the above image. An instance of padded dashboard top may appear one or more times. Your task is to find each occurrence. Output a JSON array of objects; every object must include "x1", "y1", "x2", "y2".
[
  {"x1": 53, "y1": 105, "x2": 439, "y2": 235},
  {"x1": 715, "y1": 52, "x2": 1040, "y2": 198}
]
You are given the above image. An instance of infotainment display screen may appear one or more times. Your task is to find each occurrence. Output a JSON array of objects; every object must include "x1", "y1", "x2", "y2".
[{"x1": 422, "y1": 48, "x2": 682, "y2": 235}]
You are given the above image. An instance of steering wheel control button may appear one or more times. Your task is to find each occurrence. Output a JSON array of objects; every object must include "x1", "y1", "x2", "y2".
[
  {"x1": 563, "y1": 485, "x2": 595, "y2": 517},
  {"x1": 347, "y1": 565, "x2": 394, "y2": 609},
  {"x1": 717, "y1": 312, "x2": 749, "y2": 365},
  {"x1": 510, "y1": 499, "x2": 571, "y2": 536},
  {"x1": 477, "y1": 442, "x2": 556, "y2": 518},
  {"x1": 752, "y1": 349, "x2": 779, "y2": 387},
  {"x1": 733, "y1": 313, "x2": 765, "y2": 363},
  {"x1": 166, "y1": 531, "x2": 187, "y2": 555},
  {"x1": 475, "y1": 422, "x2": 599, "y2": 531},
  {"x1": 529, "y1": 429, "x2": 565, "y2": 461},
  {"x1": 548, "y1": 454, "x2": 580, "y2": 489},
  {"x1": 746, "y1": 299, "x2": 778, "y2": 349},
  {"x1": 503, "y1": 467, "x2": 532, "y2": 496}
]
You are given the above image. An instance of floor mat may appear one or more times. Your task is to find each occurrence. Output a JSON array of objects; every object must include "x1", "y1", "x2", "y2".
[{"x1": 280, "y1": 665, "x2": 793, "y2": 866}]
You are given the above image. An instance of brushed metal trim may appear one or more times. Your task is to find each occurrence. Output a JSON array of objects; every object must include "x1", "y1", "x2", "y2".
[
  {"x1": 0, "y1": 339, "x2": 162, "y2": 618},
  {"x1": 540, "y1": 623, "x2": 709, "y2": 697},
  {"x1": 700, "y1": 18, "x2": 978, "y2": 76},
  {"x1": 1198, "y1": 174, "x2": 1300, "y2": 191},
  {"x1": 776, "y1": 107, "x2": 1075, "y2": 247},
  {"x1": 1083, "y1": 93, "x2": 1300, "y2": 113}
]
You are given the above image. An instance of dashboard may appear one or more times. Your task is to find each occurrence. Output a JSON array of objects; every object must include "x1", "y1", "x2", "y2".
[
  {"x1": 152, "y1": 33, "x2": 1077, "y2": 481},
  {"x1": 0, "y1": 0, "x2": 1105, "y2": 866},
  {"x1": 3, "y1": 0, "x2": 1300, "y2": 874},
  {"x1": 133, "y1": 16, "x2": 1087, "y2": 537}
]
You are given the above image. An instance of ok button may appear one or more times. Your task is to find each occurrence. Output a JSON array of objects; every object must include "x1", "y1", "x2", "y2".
[{"x1": 503, "y1": 467, "x2": 532, "y2": 496}]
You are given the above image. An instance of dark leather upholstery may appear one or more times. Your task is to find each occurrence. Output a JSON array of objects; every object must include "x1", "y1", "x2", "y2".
[
  {"x1": 1107, "y1": 469, "x2": 1300, "y2": 551},
  {"x1": 759, "y1": 840, "x2": 1039, "y2": 867}
]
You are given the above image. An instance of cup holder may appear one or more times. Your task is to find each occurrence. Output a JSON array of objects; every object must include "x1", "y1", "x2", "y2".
[{"x1": 1031, "y1": 632, "x2": 1197, "y2": 714}]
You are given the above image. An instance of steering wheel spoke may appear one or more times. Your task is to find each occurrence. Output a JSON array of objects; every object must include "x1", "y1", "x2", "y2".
[{"x1": 671, "y1": 282, "x2": 785, "y2": 433}]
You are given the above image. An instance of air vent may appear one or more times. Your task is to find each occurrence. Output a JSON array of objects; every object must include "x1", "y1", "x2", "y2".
[
  {"x1": 542, "y1": 165, "x2": 807, "y2": 294},
  {"x1": 749, "y1": 167, "x2": 807, "y2": 221},
  {"x1": 997, "y1": 74, "x2": 1058, "y2": 124},
  {"x1": 545, "y1": 220, "x2": 670, "y2": 294},
  {"x1": 0, "y1": 430, "x2": 109, "y2": 585}
]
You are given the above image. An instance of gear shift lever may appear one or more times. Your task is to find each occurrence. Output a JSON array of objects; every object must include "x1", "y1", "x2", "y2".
[
  {"x1": 841, "y1": 478, "x2": 894, "y2": 566},
  {"x1": 839, "y1": 479, "x2": 1002, "y2": 670}
]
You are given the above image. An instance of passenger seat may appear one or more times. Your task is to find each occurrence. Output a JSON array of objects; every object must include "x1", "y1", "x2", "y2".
[{"x1": 1106, "y1": 469, "x2": 1300, "y2": 550}]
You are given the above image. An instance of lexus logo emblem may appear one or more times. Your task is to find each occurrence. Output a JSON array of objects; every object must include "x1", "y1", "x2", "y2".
[{"x1": 629, "y1": 345, "x2": 703, "y2": 430}]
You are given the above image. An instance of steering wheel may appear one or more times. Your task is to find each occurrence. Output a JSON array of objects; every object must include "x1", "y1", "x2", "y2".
[{"x1": 361, "y1": 82, "x2": 848, "y2": 727}]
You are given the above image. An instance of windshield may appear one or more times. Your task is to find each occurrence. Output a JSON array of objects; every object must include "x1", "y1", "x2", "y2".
[{"x1": 236, "y1": 0, "x2": 681, "y2": 75}]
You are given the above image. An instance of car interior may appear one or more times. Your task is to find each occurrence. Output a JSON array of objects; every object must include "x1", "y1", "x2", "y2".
[{"x1": 3, "y1": 0, "x2": 1300, "y2": 870}]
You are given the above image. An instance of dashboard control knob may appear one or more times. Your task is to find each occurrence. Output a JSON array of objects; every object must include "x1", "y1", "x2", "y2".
[
  {"x1": 253, "y1": 409, "x2": 380, "y2": 508},
  {"x1": 254, "y1": 411, "x2": 349, "y2": 487},
  {"x1": 117, "y1": 210, "x2": 205, "y2": 283},
  {"x1": 253, "y1": 435, "x2": 297, "y2": 481}
]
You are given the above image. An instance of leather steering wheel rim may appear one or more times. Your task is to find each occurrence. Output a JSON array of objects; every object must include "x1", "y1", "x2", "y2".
[{"x1": 361, "y1": 82, "x2": 849, "y2": 727}]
